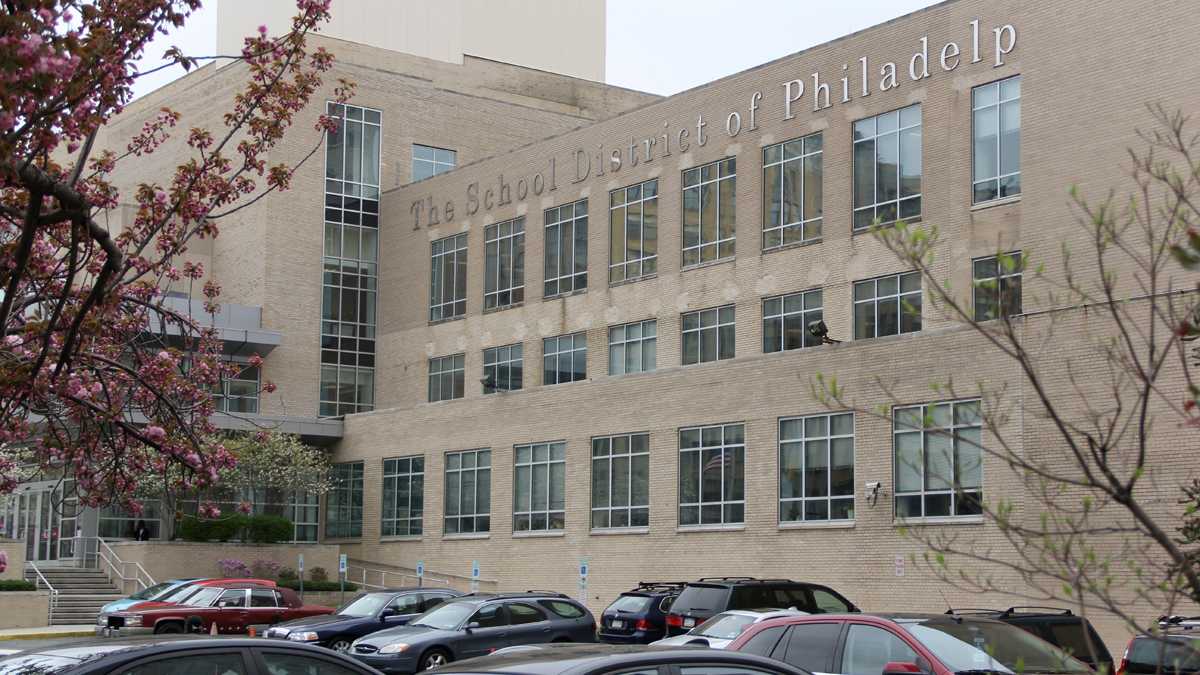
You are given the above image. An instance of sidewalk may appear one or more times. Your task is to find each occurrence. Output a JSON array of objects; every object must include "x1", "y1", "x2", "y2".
[{"x1": 0, "y1": 625, "x2": 94, "y2": 640}]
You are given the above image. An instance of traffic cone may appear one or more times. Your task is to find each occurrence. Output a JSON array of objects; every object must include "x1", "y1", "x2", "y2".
[
  {"x1": 248, "y1": 626, "x2": 256, "y2": 638},
  {"x1": 210, "y1": 621, "x2": 218, "y2": 636}
]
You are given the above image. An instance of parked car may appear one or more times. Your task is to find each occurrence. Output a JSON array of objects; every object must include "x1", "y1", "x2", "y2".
[
  {"x1": 349, "y1": 591, "x2": 596, "y2": 673},
  {"x1": 652, "y1": 608, "x2": 806, "y2": 649},
  {"x1": 948, "y1": 606, "x2": 1114, "y2": 673},
  {"x1": 665, "y1": 576, "x2": 858, "y2": 636},
  {"x1": 265, "y1": 587, "x2": 462, "y2": 653},
  {"x1": 598, "y1": 581, "x2": 686, "y2": 644},
  {"x1": 1118, "y1": 616, "x2": 1200, "y2": 675},
  {"x1": 0, "y1": 636, "x2": 382, "y2": 675},
  {"x1": 99, "y1": 582, "x2": 333, "y2": 636},
  {"x1": 96, "y1": 578, "x2": 279, "y2": 631},
  {"x1": 98, "y1": 577, "x2": 203, "y2": 615},
  {"x1": 728, "y1": 612, "x2": 1092, "y2": 675},
  {"x1": 432, "y1": 643, "x2": 812, "y2": 675}
]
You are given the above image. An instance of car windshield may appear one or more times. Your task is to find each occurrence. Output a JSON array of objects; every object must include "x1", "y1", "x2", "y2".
[
  {"x1": 901, "y1": 619, "x2": 1092, "y2": 674},
  {"x1": 129, "y1": 581, "x2": 177, "y2": 601},
  {"x1": 673, "y1": 585, "x2": 730, "y2": 614},
  {"x1": 1126, "y1": 637, "x2": 1200, "y2": 674},
  {"x1": 339, "y1": 593, "x2": 392, "y2": 617},
  {"x1": 158, "y1": 583, "x2": 201, "y2": 603},
  {"x1": 182, "y1": 587, "x2": 223, "y2": 607},
  {"x1": 693, "y1": 613, "x2": 757, "y2": 639},
  {"x1": 607, "y1": 595, "x2": 651, "y2": 613},
  {"x1": 410, "y1": 602, "x2": 476, "y2": 630}
]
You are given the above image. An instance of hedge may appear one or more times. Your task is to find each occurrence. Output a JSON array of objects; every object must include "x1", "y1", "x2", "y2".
[
  {"x1": 0, "y1": 580, "x2": 37, "y2": 591},
  {"x1": 278, "y1": 579, "x2": 358, "y2": 592},
  {"x1": 179, "y1": 514, "x2": 294, "y2": 544}
]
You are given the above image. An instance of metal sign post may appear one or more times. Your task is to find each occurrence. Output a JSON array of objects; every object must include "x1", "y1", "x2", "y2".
[
  {"x1": 416, "y1": 560, "x2": 425, "y2": 587},
  {"x1": 578, "y1": 557, "x2": 589, "y2": 603},
  {"x1": 470, "y1": 560, "x2": 480, "y2": 594},
  {"x1": 339, "y1": 554, "x2": 348, "y2": 606},
  {"x1": 298, "y1": 553, "x2": 305, "y2": 601}
]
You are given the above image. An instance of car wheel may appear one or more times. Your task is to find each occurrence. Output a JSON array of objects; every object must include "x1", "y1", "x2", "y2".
[
  {"x1": 154, "y1": 622, "x2": 184, "y2": 635},
  {"x1": 419, "y1": 648, "x2": 451, "y2": 671},
  {"x1": 328, "y1": 638, "x2": 352, "y2": 653}
]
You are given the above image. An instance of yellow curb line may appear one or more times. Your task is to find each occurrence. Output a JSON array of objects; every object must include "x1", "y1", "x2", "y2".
[{"x1": 2, "y1": 630, "x2": 94, "y2": 640}]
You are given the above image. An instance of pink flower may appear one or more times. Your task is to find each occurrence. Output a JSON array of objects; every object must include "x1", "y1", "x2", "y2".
[
  {"x1": 237, "y1": 501, "x2": 253, "y2": 515},
  {"x1": 144, "y1": 426, "x2": 166, "y2": 443},
  {"x1": 198, "y1": 502, "x2": 221, "y2": 519}
]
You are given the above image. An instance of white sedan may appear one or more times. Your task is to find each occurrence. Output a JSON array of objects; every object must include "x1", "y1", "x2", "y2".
[{"x1": 650, "y1": 608, "x2": 807, "y2": 650}]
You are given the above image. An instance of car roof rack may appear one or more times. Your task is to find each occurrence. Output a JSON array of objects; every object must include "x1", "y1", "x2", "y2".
[
  {"x1": 944, "y1": 608, "x2": 1004, "y2": 615},
  {"x1": 1004, "y1": 606, "x2": 1074, "y2": 616},
  {"x1": 634, "y1": 581, "x2": 688, "y2": 592},
  {"x1": 696, "y1": 576, "x2": 759, "y2": 583},
  {"x1": 1159, "y1": 615, "x2": 1200, "y2": 627}
]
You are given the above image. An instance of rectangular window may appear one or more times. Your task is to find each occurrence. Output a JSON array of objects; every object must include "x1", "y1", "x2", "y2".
[
  {"x1": 894, "y1": 399, "x2": 983, "y2": 519},
  {"x1": 609, "y1": 179, "x2": 659, "y2": 283},
  {"x1": 679, "y1": 423, "x2": 745, "y2": 526},
  {"x1": 444, "y1": 449, "x2": 490, "y2": 534},
  {"x1": 543, "y1": 332, "x2": 587, "y2": 385},
  {"x1": 412, "y1": 144, "x2": 456, "y2": 182},
  {"x1": 763, "y1": 134, "x2": 823, "y2": 249},
  {"x1": 853, "y1": 104, "x2": 922, "y2": 230},
  {"x1": 763, "y1": 290, "x2": 823, "y2": 353},
  {"x1": 324, "y1": 462, "x2": 363, "y2": 539},
  {"x1": 972, "y1": 76, "x2": 1021, "y2": 203},
  {"x1": 608, "y1": 319, "x2": 657, "y2": 376},
  {"x1": 484, "y1": 217, "x2": 525, "y2": 311},
  {"x1": 320, "y1": 102, "x2": 381, "y2": 417},
  {"x1": 681, "y1": 305, "x2": 735, "y2": 365},
  {"x1": 973, "y1": 252, "x2": 1023, "y2": 321},
  {"x1": 428, "y1": 354, "x2": 464, "y2": 402},
  {"x1": 215, "y1": 363, "x2": 260, "y2": 414},
  {"x1": 682, "y1": 158, "x2": 736, "y2": 266},
  {"x1": 382, "y1": 456, "x2": 424, "y2": 537},
  {"x1": 779, "y1": 413, "x2": 854, "y2": 523},
  {"x1": 544, "y1": 199, "x2": 588, "y2": 297},
  {"x1": 591, "y1": 433, "x2": 650, "y2": 530},
  {"x1": 483, "y1": 344, "x2": 523, "y2": 394},
  {"x1": 853, "y1": 272, "x2": 921, "y2": 339},
  {"x1": 430, "y1": 233, "x2": 467, "y2": 322},
  {"x1": 513, "y1": 442, "x2": 566, "y2": 532}
]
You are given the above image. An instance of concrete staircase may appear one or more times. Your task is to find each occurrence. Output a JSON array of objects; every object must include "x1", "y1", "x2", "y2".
[{"x1": 26, "y1": 565, "x2": 125, "y2": 625}]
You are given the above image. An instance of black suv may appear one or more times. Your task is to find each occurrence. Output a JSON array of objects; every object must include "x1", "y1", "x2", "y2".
[
  {"x1": 598, "y1": 581, "x2": 686, "y2": 644},
  {"x1": 948, "y1": 606, "x2": 1114, "y2": 673},
  {"x1": 665, "y1": 577, "x2": 858, "y2": 636},
  {"x1": 1118, "y1": 616, "x2": 1200, "y2": 675},
  {"x1": 349, "y1": 591, "x2": 596, "y2": 673}
]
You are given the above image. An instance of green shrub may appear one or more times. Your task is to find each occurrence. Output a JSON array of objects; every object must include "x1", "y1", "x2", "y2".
[
  {"x1": 309, "y1": 566, "x2": 328, "y2": 583},
  {"x1": 178, "y1": 514, "x2": 293, "y2": 543},
  {"x1": 244, "y1": 515, "x2": 293, "y2": 544},
  {"x1": 277, "y1": 566, "x2": 297, "y2": 581},
  {"x1": 277, "y1": 579, "x2": 356, "y2": 592},
  {"x1": 0, "y1": 580, "x2": 36, "y2": 591}
]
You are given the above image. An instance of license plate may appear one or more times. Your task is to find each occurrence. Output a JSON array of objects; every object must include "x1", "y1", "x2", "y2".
[
  {"x1": 611, "y1": 620, "x2": 625, "y2": 629},
  {"x1": 684, "y1": 618, "x2": 696, "y2": 628}
]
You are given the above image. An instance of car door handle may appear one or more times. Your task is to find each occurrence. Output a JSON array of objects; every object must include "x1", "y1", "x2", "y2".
[{"x1": 541, "y1": 628, "x2": 551, "y2": 633}]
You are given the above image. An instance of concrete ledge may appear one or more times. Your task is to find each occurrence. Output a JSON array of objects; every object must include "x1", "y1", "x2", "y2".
[
  {"x1": 0, "y1": 625, "x2": 94, "y2": 640},
  {"x1": 0, "y1": 591, "x2": 51, "y2": 630}
]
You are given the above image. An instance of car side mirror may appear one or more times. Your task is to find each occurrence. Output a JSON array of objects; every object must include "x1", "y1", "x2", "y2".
[
  {"x1": 466, "y1": 621, "x2": 480, "y2": 632},
  {"x1": 883, "y1": 661, "x2": 926, "y2": 675},
  {"x1": 380, "y1": 608, "x2": 397, "y2": 620},
  {"x1": 218, "y1": 601, "x2": 228, "y2": 609}
]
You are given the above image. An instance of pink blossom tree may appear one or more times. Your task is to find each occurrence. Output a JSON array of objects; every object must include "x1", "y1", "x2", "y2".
[{"x1": 0, "y1": 1, "x2": 352, "y2": 514}]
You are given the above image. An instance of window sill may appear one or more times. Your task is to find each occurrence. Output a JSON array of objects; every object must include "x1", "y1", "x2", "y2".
[
  {"x1": 778, "y1": 520, "x2": 856, "y2": 530},
  {"x1": 322, "y1": 537, "x2": 362, "y2": 544},
  {"x1": 590, "y1": 527, "x2": 650, "y2": 536},
  {"x1": 428, "y1": 315, "x2": 465, "y2": 327},
  {"x1": 608, "y1": 273, "x2": 658, "y2": 289},
  {"x1": 970, "y1": 195, "x2": 1021, "y2": 211},
  {"x1": 512, "y1": 530, "x2": 566, "y2": 539},
  {"x1": 380, "y1": 535, "x2": 423, "y2": 542},
  {"x1": 543, "y1": 288, "x2": 588, "y2": 302},
  {"x1": 676, "y1": 524, "x2": 745, "y2": 533},
  {"x1": 762, "y1": 238, "x2": 822, "y2": 256},
  {"x1": 442, "y1": 533, "x2": 490, "y2": 541},
  {"x1": 483, "y1": 301, "x2": 524, "y2": 315},
  {"x1": 681, "y1": 256, "x2": 735, "y2": 273},
  {"x1": 894, "y1": 515, "x2": 985, "y2": 526},
  {"x1": 851, "y1": 216, "x2": 922, "y2": 236}
]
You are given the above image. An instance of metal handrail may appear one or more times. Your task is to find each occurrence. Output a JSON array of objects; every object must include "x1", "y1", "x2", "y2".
[
  {"x1": 347, "y1": 563, "x2": 453, "y2": 591},
  {"x1": 27, "y1": 561, "x2": 59, "y2": 624},
  {"x1": 76, "y1": 536, "x2": 155, "y2": 594}
]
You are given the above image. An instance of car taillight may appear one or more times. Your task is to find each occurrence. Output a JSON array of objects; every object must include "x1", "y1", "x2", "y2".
[
  {"x1": 666, "y1": 614, "x2": 683, "y2": 627},
  {"x1": 1116, "y1": 638, "x2": 1134, "y2": 675},
  {"x1": 635, "y1": 619, "x2": 651, "y2": 631}
]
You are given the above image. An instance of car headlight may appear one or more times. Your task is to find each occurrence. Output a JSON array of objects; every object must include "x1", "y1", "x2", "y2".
[
  {"x1": 379, "y1": 642, "x2": 411, "y2": 654},
  {"x1": 287, "y1": 631, "x2": 319, "y2": 642},
  {"x1": 117, "y1": 614, "x2": 143, "y2": 627},
  {"x1": 96, "y1": 615, "x2": 108, "y2": 626}
]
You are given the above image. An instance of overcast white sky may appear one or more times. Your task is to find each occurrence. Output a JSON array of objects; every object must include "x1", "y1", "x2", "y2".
[{"x1": 132, "y1": 0, "x2": 941, "y2": 99}]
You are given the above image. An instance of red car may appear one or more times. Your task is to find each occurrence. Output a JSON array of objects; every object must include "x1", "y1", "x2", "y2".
[
  {"x1": 727, "y1": 613, "x2": 1094, "y2": 675},
  {"x1": 105, "y1": 582, "x2": 333, "y2": 636}
]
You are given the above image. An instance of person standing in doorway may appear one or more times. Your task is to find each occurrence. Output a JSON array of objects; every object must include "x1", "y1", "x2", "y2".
[{"x1": 134, "y1": 520, "x2": 150, "y2": 541}]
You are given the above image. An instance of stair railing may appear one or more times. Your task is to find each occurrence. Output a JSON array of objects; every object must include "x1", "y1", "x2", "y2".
[
  {"x1": 346, "y1": 561, "x2": 455, "y2": 591},
  {"x1": 76, "y1": 536, "x2": 155, "y2": 595},
  {"x1": 27, "y1": 561, "x2": 59, "y2": 624}
]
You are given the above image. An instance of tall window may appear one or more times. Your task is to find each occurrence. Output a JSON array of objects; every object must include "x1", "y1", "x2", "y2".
[
  {"x1": 763, "y1": 134, "x2": 823, "y2": 249},
  {"x1": 513, "y1": 442, "x2": 566, "y2": 533},
  {"x1": 609, "y1": 180, "x2": 658, "y2": 283},
  {"x1": 679, "y1": 423, "x2": 745, "y2": 526},
  {"x1": 543, "y1": 332, "x2": 586, "y2": 385},
  {"x1": 428, "y1": 354, "x2": 464, "y2": 403},
  {"x1": 483, "y1": 344, "x2": 523, "y2": 394},
  {"x1": 763, "y1": 290, "x2": 823, "y2": 353},
  {"x1": 325, "y1": 462, "x2": 363, "y2": 539},
  {"x1": 779, "y1": 413, "x2": 854, "y2": 523},
  {"x1": 215, "y1": 363, "x2": 259, "y2": 414},
  {"x1": 382, "y1": 456, "x2": 424, "y2": 537},
  {"x1": 321, "y1": 103, "x2": 380, "y2": 417},
  {"x1": 853, "y1": 272, "x2": 921, "y2": 339},
  {"x1": 591, "y1": 433, "x2": 649, "y2": 530},
  {"x1": 444, "y1": 449, "x2": 490, "y2": 534},
  {"x1": 412, "y1": 144, "x2": 456, "y2": 182},
  {"x1": 484, "y1": 217, "x2": 525, "y2": 311},
  {"x1": 894, "y1": 399, "x2": 983, "y2": 519},
  {"x1": 973, "y1": 252, "x2": 1023, "y2": 321},
  {"x1": 682, "y1": 306, "x2": 735, "y2": 365},
  {"x1": 972, "y1": 76, "x2": 1021, "y2": 203},
  {"x1": 430, "y1": 233, "x2": 467, "y2": 322},
  {"x1": 853, "y1": 104, "x2": 921, "y2": 230},
  {"x1": 544, "y1": 200, "x2": 588, "y2": 297},
  {"x1": 608, "y1": 319, "x2": 656, "y2": 375},
  {"x1": 682, "y1": 158, "x2": 736, "y2": 266}
]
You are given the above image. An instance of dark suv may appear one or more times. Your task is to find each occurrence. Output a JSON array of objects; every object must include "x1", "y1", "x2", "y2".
[
  {"x1": 349, "y1": 591, "x2": 596, "y2": 673},
  {"x1": 1118, "y1": 616, "x2": 1200, "y2": 675},
  {"x1": 598, "y1": 581, "x2": 686, "y2": 644},
  {"x1": 665, "y1": 577, "x2": 858, "y2": 636},
  {"x1": 948, "y1": 606, "x2": 1113, "y2": 673}
]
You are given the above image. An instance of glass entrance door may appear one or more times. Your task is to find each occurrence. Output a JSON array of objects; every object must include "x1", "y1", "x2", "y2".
[{"x1": 7, "y1": 483, "x2": 66, "y2": 563}]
